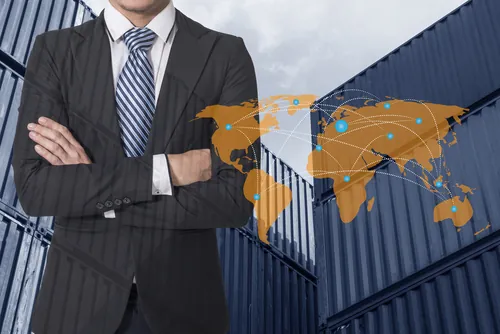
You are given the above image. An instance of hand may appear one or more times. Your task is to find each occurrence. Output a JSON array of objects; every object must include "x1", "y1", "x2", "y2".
[
  {"x1": 167, "y1": 149, "x2": 212, "y2": 186},
  {"x1": 27, "y1": 117, "x2": 92, "y2": 165}
]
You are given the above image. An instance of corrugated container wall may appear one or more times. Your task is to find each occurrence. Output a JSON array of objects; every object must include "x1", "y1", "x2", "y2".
[
  {"x1": 321, "y1": 232, "x2": 500, "y2": 334},
  {"x1": 311, "y1": 0, "x2": 500, "y2": 332},
  {"x1": 312, "y1": 0, "x2": 500, "y2": 199},
  {"x1": 222, "y1": 144, "x2": 317, "y2": 333},
  {"x1": 0, "y1": 1, "x2": 318, "y2": 333},
  {"x1": 246, "y1": 145, "x2": 316, "y2": 273}
]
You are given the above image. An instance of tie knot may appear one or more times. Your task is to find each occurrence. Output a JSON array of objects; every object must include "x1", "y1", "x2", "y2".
[{"x1": 123, "y1": 27, "x2": 156, "y2": 52}]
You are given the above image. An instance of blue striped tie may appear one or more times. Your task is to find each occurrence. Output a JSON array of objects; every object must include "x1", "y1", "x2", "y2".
[{"x1": 116, "y1": 27, "x2": 157, "y2": 157}]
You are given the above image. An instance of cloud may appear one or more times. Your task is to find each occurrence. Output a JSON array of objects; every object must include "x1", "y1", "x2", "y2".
[{"x1": 175, "y1": 0, "x2": 466, "y2": 95}]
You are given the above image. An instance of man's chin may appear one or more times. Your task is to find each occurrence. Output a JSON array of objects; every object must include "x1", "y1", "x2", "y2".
[
  {"x1": 115, "y1": 0, "x2": 158, "y2": 14},
  {"x1": 120, "y1": 4, "x2": 154, "y2": 14}
]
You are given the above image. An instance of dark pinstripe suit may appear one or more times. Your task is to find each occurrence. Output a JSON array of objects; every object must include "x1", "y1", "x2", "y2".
[{"x1": 12, "y1": 8, "x2": 259, "y2": 334}]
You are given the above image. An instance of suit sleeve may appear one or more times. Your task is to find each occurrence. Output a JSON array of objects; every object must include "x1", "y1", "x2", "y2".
[
  {"x1": 12, "y1": 34, "x2": 155, "y2": 218},
  {"x1": 165, "y1": 36, "x2": 260, "y2": 229}
]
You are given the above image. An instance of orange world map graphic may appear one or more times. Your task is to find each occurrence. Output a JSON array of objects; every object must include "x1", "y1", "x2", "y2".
[{"x1": 194, "y1": 95, "x2": 476, "y2": 244}]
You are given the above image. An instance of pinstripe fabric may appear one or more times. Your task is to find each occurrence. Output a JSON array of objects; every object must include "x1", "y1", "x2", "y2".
[
  {"x1": 21, "y1": 8, "x2": 259, "y2": 333},
  {"x1": 116, "y1": 27, "x2": 157, "y2": 157}
]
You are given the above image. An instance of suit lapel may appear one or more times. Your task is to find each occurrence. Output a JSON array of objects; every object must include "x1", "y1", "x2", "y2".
[
  {"x1": 145, "y1": 9, "x2": 217, "y2": 155},
  {"x1": 70, "y1": 9, "x2": 216, "y2": 156},
  {"x1": 70, "y1": 11, "x2": 123, "y2": 152}
]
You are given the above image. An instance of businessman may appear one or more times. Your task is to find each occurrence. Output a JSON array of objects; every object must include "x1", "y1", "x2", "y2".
[{"x1": 12, "y1": 0, "x2": 259, "y2": 333}]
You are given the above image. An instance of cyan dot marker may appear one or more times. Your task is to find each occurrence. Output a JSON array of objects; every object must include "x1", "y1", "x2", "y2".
[
  {"x1": 451, "y1": 205, "x2": 458, "y2": 213},
  {"x1": 387, "y1": 132, "x2": 394, "y2": 140},
  {"x1": 344, "y1": 175, "x2": 350, "y2": 182},
  {"x1": 416, "y1": 117, "x2": 423, "y2": 125},
  {"x1": 335, "y1": 120, "x2": 348, "y2": 133},
  {"x1": 436, "y1": 181, "x2": 443, "y2": 188},
  {"x1": 384, "y1": 103, "x2": 391, "y2": 109},
  {"x1": 316, "y1": 145, "x2": 323, "y2": 151},
  {"x1": 254, "y1": 194, "x2": 260, "y2": 201},
  {"x1": 225, "y1": 124, "x2": 232, "y2": 130},
  {"x1": 293, "y1": 99, "x2": 300, "y2": 106}
]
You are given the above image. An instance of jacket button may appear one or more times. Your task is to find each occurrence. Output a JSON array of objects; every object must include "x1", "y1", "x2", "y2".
[
  {"x1": 123, "y1": 197, "x2": 131, "y2": 204},
  {"x1": 105, "y1": 200, "x2": 113, "y2": 208},
  {"x1": 96, "y1": 202, "x2": 104, "y2": 209},
  {"x1": 114, "y1": 198, "x2": 122, "y2": 206}
]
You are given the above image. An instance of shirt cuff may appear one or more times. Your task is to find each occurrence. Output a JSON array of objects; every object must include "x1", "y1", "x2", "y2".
[
  {"x1": 104, "y1": 209, "x2": 116, "y2": 218},
  {"x1": 152, "y1": 153, "x2": 173, "y2": 195}
]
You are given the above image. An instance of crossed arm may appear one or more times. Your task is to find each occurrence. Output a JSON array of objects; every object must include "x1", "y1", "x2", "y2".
[
  {"x1": 25, "y1": 117, "x2": 210, "y2": 219},
  {"x1": 12, "y1": 34, "x2": 259, "y2": 229}
]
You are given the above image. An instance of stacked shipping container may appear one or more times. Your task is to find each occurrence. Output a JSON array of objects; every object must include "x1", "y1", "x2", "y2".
[
  {"x1": 218, "y1": 144, "x2": 318, "y2": 334},
  {"x1": 311, "y1": 0, "x2": 500, "y2": 333},
  {"x1": 0, "y1": 1, "x2": 317, "y2": 333}
]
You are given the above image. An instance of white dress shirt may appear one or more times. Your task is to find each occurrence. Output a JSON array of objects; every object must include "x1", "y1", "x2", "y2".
[
  {"x1": 102, "y1": 1, "x2": 177, "y2": 284},
  {"x1": 102, "y1": 0, "x2": 178, "y2": 220}
]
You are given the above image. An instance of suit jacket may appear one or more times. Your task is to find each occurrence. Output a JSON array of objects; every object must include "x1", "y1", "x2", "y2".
[{"x1": 12, "y1": 8, "x2": 259, "y2": 334}]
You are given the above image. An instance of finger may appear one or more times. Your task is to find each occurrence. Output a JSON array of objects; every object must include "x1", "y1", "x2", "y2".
[
  {"x1": 35, "y1": 118, "x2": 76, "y2": 153},
  {"x1": 29, "y1": 131, "x2": 68, "y2": 161},
  {"x1": 34, "y1": 144, "x2": 63, "y2": 166},
  {"x1": 31, "y1": 123, "x2": 72, "y2": 154},
  {"x1": 38, "y1": 117, "x2": 81, "y2": 147}
]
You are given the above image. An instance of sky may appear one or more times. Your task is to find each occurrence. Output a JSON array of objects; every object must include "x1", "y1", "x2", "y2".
[{"x1": 86, "y1": 0, "x2": 467, "y2": 183}]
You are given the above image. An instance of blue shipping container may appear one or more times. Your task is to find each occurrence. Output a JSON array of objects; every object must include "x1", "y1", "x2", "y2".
[
  {"x1": 312, "y1": 0, "x2": 500, "y2": 199},
  {"x1": 311, "y1": 0, "x2": 500, "y2": 328},
  {"x1": 321, "y1": 230, "x2": 500, "y2": 334},
  {"x1": 246, "y1": 145, "x2": 316, "y2": 272},
  {"x1": 314, "y1": 98, "x2": 500, "y2": 320},
  {"x1": 217, "y1": 226, "x2": 317, "y2": 334}
]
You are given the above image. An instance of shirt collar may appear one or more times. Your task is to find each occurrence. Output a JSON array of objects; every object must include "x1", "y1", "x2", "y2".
[{"x1": 104, "y1": 1, "x2": 176, "y2": 43}]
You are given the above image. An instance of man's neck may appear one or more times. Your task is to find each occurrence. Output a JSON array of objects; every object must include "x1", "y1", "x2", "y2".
[{"x1": 108, "y1": 1, "x2": 170, "y2": 27}]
